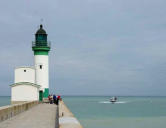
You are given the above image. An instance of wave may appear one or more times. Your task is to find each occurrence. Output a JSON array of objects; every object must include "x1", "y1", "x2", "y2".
[{"x1": 99, "y1": 101, "x2": 127, "y2": 104}]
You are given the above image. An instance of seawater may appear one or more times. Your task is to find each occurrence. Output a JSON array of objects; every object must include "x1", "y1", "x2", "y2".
[
  {"x1": 0, "y1": 96, "x2": 10, "y2": 107},
  {"x1": 63, "y1": 96, "x2": 166, "y2": 128},
  {"x1": 0, "y1": 96, "x2": 166, "y2": 128}
]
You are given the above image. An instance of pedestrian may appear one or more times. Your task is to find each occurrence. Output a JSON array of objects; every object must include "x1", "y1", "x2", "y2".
[
  {"x1": 56, "y1": 95, "x2": 61, "y2": 105},
  {"x1": 53, "y1": 95, "x2": 56, "y2": 104},
  {"x1": 50, "y1": 95, "x2": 53, "y2": 104},
  {"x1": 48, "y1": 95, "x2": 51, "y2": 104}
]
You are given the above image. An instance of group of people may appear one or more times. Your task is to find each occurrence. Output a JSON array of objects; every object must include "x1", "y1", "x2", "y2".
[{"x1": 48, "y1": 94, "x2": 61, "y2": 105}]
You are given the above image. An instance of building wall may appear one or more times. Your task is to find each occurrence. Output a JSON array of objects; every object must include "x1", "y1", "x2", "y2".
[
  {"x1": 15, "y1": 67, "x2": 35, "y2": 83},
  {"x1": 34, "y1": 55, "x2": 49, "y2": 90},
  {"x1": 11, "y1": 85, "x2": 39, "y2": 101}
]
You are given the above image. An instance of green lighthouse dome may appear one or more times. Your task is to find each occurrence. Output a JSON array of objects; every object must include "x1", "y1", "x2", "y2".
[{"x1": 36, "y1": 24, "x2": 47, "y2": 35}]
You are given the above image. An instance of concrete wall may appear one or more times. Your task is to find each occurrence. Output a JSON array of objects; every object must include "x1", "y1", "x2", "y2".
[
  {"x1": 35, "y1": 55, "x2": 49, "y2": 90},
  {"x1": 15, "y1": 67, "x2": 35, "y2": 83},
  {"x1": 59, "y1": 101, "x2": 83, "y2": 128},
  {"x1": 0, "y1": 101, "x2": 38, "y2": 122},
  {"x1": 11, "y1": 84, "x2": 39, "y2": 101}
]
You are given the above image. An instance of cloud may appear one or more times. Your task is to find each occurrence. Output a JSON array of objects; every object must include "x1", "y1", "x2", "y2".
[{"x1": 0, "y1": 0, "x2": 166, "y2": 96}]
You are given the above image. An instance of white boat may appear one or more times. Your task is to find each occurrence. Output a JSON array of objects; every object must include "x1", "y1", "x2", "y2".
[{"x1": 110, "y1": 97, "x2": 117, "y2": 103}]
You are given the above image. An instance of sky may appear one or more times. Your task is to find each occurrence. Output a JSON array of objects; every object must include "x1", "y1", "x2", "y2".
[{"x1": 0, "y1": 0, "x2": 166, "y2": 96}]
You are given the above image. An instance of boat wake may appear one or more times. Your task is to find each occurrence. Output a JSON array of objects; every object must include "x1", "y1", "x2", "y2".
[{"x1": 99, "y1": 101, "x2": 127, "y2": 104}]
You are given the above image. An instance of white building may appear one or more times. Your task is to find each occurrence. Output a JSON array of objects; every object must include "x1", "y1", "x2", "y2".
[{"x1": 11, "y1": 25, "x2": 51, "y2": 104}]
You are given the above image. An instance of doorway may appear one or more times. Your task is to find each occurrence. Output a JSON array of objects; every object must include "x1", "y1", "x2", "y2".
[{"x1": 39, "y1": 90, "x2": 43, "y2": 101}]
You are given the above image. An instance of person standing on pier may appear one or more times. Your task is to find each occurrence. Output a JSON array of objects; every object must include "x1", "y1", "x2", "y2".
[
  {"x1": 53, "y1": 95, "x2": 56, "y2": 104},
  {"x1": 50, "y1": 95, "x2": 53, "y2": 104},
  {"x1": 48, "y1": 95, "x2": 51, "y2": 103},
  {"x1": 56, "y1": 95, "x2": 61, "y2": 105}
]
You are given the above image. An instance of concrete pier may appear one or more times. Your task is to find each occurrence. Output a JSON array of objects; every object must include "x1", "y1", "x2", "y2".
[
  {"x1": 0, "y1": 104, "x2": 58, "y2": 128},
  {"x1": 59, "y1": 101, "x2": 83, "y2": 128},
  {"x1": 0, "y1": 101, "x2": 83, "y2": 128},
  {"x1": 0, "y1": 101, "x2": 38, "y2": 122}
]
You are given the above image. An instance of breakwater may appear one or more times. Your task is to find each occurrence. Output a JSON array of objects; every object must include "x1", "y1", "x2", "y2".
[
  {"x1": 0, "y1": 100, "x2": 83, "y2": 128},
  {"x1": 0, "y1": 101, "x2": 83, "y2": 128},
  {"x1": 0, "y1": 103, "x2": 57, "y2": 128},
  {"x1": 0, "y1": 101, "x2": 38, "y2": 122}
]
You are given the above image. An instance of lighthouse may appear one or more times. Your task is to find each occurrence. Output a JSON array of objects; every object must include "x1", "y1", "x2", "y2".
[{"x1": 32, "y1": 24, "x2": 51, "y2": 100}]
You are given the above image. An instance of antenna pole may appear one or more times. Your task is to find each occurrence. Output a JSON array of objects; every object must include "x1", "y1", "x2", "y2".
[{"x1": 40, "y1": 18, "x2": 44, "y2": 24}]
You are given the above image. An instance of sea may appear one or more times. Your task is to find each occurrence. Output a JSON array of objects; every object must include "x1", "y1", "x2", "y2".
[{"x1": 0, "y1": 96, "x2": 166, "y2": 128}]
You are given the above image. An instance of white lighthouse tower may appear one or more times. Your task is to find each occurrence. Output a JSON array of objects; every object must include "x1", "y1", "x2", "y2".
[{"x1": 32, "y1": 25, "x2": 51, "y2": 101}]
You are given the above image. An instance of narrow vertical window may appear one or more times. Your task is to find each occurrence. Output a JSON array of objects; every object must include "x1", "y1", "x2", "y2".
[{"x1": 40, "y1": 65, "x2": 42, "y2": 69}]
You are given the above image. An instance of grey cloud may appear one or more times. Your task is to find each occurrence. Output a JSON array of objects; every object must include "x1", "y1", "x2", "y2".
[{"x1": 0, "y1": 0, "x2": 166, "y2": 96}]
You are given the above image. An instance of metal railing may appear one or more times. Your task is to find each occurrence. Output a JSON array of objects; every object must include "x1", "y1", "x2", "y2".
[{"x1": 32, "y1": 41, "x2": 51, "y2": 47}]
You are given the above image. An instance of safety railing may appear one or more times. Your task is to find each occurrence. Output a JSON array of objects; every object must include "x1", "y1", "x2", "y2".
[{"x1": 32, "y1": 41, "x2": 51, "y2": 47}]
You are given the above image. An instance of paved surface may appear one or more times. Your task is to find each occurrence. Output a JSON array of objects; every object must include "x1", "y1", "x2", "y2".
[{"x1": 0, "y1": 104, "x2": 57, "y2": 128}]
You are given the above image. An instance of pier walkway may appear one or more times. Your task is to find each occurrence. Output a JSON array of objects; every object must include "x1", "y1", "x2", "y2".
[{"x1": 0, "y1": 104, "x2": 57, "y2": 128}]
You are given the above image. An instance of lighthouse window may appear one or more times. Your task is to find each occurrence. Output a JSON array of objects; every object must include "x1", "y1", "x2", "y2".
[
  {"x1": 24, "y1": 70, "x2": 26, "y2": 72},
  {"x1": 40, "y1": 65, "x2": 42, "y2": 69}
]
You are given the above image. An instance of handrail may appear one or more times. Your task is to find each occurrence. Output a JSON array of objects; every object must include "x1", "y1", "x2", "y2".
[{"x1": 32, "y1": 41, "x2": 51, "y2": 47}]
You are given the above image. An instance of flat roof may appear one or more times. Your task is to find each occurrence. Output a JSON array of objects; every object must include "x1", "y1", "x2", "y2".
[
  {"x1": 10, "y1": 82, "x2": 41, "y2": 88},
  {"x1": 15, "y1": 66, "x2": 35, "y2": 70}
]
